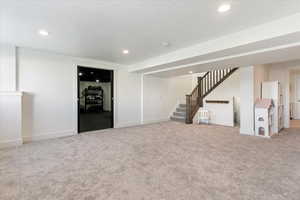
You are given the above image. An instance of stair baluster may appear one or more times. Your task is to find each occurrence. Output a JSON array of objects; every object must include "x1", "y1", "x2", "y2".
[{"x1": 185, "y1": 67, "x2": 238, "y2": 124}]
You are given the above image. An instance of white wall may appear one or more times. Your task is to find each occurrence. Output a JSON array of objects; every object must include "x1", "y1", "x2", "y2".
[
  {"x1": 17, "y1": 48, "x2": 125, "y2": 141},
  {"x1": 15, "y1": 47, "x2": 194, "y2": 142},
  {"x1": 191, "y1": 72, "x2": 207, "y2": 88},
  {"x1": 0, "y1": 44, "x2": 22, "y2": 148},
  {"x1": 0, "y1": 92, "x2": 23, "y2": 148},
  {"x1": 167, "y1": 75, "x2": 194, "y2": 104},
  {"x1": 202, "y1": 99, "x2": 235, "y2": 127},
  {"x1": 290, "y1": 70, "x2": 300, "y2": 119},
  {"x1": 191, "y1": 70, "x2": 240, "y2": 126},
  {"x1": 3, "y1": 43, "x2": 281, "y2": 146},
  {"x1": 289, "y1": 70, "x2": 300, "y2": 103},
  {"x1": 143, "y1": 76, "x2": 169, "y2": 123},
  {"x1": 254, "y1": 64, "x2": 269, "y2": 101},
  {"x1": 205, "y1": 70, "x2": 240, "y2": 126},
  {"x1": 143, "y1": 75, "x2": 193, "y2": 123},
  {"x1": 268, "y1": 67, "x2": 290, "y2": 128},
  {"x1": 239, "y1": 66, "x2": 255, "y2": 135},
  {"x1": 266, "y1": 60, "x2": 300, "y2": 128},
  {"x1": 0, "y1": 44, "x2": 16, "y2": 91},
  {"x1": 115, "y1": 69, "x2": 141, "y2": 128},
  {"x1": 237, "y1": 65, "x2": 269, "y2": 135}
]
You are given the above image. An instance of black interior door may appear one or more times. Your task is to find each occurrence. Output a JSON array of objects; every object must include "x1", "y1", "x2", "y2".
[{"x1": 77, "y1": 66, "x2": 113, "y2": 133}]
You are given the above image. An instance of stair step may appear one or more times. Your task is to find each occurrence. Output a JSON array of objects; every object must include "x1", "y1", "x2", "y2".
[
  {"x1": 179, "y1": 104, "x2": 186, "y2": 108},
  {"x1": 170, "y1": 116, "x2": 185, "y2": 122},
  {"x1": 173, "y1": 112, "x2": 185, "y2": 117},
  {"x1": 176, "y1": 107, "x2": 186, "y2": 112},
  {"x1": 183, "y1": 67, "x2": 238, "y2": 124}
]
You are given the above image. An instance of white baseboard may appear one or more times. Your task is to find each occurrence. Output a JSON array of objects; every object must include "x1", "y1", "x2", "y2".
[
  {"x1": 23, "y1": 130, "x2": 76, "y2": 143},
  {"x1": 115, "y1": 121, "x2": 141, "y2": 128},
  {"x1": 239, "y1": 128, "x2": 255, "y2": 136},
  {"x1": 20, "y1": 119, "x2": 170, "y2": 143},
  {"x1": 115, "y1": 119, "x2": 170, "y2": 129},
  {"x1": 0, "y1": 138, "x2": 23, "y2": 149},
  {"x1": 142, "y1": 118, "x2": 170, "y2": 125}
]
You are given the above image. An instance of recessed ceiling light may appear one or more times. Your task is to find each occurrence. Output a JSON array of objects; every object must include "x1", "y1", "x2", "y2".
[
  {"x1": 218, "y1": 3, "x2": 231, "y2": 13},
  {"x1": 122, "y1": 49, "x2": 129, "y2": 54},
  {"x1": 162, "y1": 42, "x2": 170, "y2": 47},
  {"x1": 38, "y1": 29, "x2": 49, "y2": 36},
  {"x1": 189, "y1": 71, "x2": 193, "y2": 74}
]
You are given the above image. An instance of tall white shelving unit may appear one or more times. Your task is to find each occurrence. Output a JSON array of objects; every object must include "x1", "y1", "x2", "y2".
[{"x1": 262, "y1": 81, "x2": 284, "y2": 133}]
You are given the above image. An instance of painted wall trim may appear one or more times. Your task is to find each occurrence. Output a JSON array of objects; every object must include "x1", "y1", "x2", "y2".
[
  {"x1": 0, "y1": 139, "x2": 22, "y2": 149},
  {"x1": 140, "y1": 74, "x2": 144, "y2": 124},
  {"x1": 22, "y1": 130, "x2": 76, "y2": 143},
  {"x1": 0, "y1": 44, "x2": 17, "y2": 91},
  {"x1": 73, "y1": 65, "x2": 117, "y2": 134},
  {"x1": 115, "y1": 121, "x2": 141, "y2": 128},
  {"x1": 114, "y1": 118, "x2": 170, "y2": 129},
  {"x1": 143, "y1": 119, "x2": 170, "y2": 125},
  {"x1": 0, "y1": 91, "x2": 23, "y2": 96}
]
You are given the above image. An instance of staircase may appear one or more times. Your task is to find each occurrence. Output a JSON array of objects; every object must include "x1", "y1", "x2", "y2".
[
  {"x1": 170, "y1": 67, "x2": 238, "y2": 124},
  {"x1": 170, "y1": 104, "x2": 187, "y2": 122}
]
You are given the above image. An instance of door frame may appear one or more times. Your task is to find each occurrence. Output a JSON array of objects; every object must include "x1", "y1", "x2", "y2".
[
  {"x1": 77, "y1": 65, "x2": 114, "y2": 133},
  {"x1": 293, "y1": 75, "x2": 300, "y2": 119},
  {"x1": 295, "y1": 75, "x2": 300, "y2": 103}
]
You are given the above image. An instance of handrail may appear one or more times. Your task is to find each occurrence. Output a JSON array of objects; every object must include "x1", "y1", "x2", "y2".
[
  {"x1": 199, "y1": 71, "x2": 209, "y2": 81},
  {"x1": 190, "y1": 71, "x2": 209, "y2": 95},
  {"x1": 185, "y1": 67, "x2": 238, "y2": 124},
  {"x1": 190, "y1": 84, "x2": 199, "y2": 94}
]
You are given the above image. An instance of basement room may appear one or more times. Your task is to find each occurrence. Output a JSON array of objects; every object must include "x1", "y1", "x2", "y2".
[{"x1": 1, "y1": 1, "x2": 300, "y2": 200}]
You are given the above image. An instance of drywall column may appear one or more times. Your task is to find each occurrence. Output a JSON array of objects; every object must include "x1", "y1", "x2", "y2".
[
  {"x1": 0, "y1": 92, "x2": 23, "y2": 148},
  {"x1": 114, "y1": 69, "x2": 142, "y2": 128},
  {"x1": 239, "y1": 66, "x2": 255, "y2": 135},
  {"x1": 0, "y1": 44, "x2": 17, "y2": 91},
  {"x1": 254, "y1": 64, "x2": 269, "y2": 100},
  {"x1": 0, "y1": 44, "x2": 23, "y2": 148}
]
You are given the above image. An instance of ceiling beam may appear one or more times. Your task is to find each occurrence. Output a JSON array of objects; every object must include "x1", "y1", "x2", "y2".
[{"x1": 129, "y1": 13, "x2": 300, "y2": 74}]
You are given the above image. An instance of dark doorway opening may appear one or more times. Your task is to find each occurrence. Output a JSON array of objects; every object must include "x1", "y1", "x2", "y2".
[{"x1": 77, "y1": 66, "x2": 114, "y2": 133}]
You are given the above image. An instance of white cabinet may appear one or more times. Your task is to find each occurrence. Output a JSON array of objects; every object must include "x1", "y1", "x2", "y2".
[{"x1": 262, "y1": 81, "x2": 284, "y2": 133}]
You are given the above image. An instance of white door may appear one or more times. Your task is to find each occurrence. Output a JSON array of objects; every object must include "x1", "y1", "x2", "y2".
[{"x1": 294, "y1": 76, "x2": 300, "y2": 119}]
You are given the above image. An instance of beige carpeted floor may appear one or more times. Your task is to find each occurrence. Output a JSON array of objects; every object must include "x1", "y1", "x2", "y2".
[
  {"x1": 290, "y1": 120, "x2": 300, "y2": 128},
  {"x1": 1, "y1": 121, "x2": 300, "y2": 200}
]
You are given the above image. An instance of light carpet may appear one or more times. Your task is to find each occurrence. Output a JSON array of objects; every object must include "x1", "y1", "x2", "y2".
[{"x1": 1, "y1": 121, "x2": 300, "y2": 200}]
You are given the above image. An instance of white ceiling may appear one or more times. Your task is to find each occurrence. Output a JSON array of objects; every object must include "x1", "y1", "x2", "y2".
[
  {"x1": 147, "y1": 44, "x2": 300, "y2": 77},
  {"x1": 2, "y1": 0, "x2": 300, "y2": 65}
]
